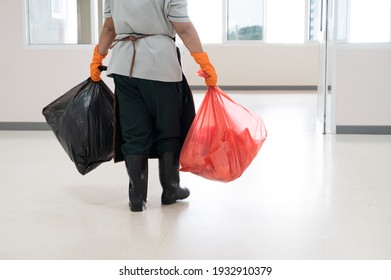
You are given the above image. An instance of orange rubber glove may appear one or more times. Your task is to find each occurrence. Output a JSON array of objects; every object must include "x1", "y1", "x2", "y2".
[
  {"x1": 90, "y1": 45, "x2": 107, "y2": 82},
  {"x1": 191, "y1": 52, "x2": 217, "y2": 87}
]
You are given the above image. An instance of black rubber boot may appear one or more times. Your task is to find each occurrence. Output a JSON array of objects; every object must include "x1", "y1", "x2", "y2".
[
  {"x1": 159, "y1": 152, "x2": 190, "y2": 205},
  {"x1": 124, "y1": 155, "x2": 148, "y2": 212}
]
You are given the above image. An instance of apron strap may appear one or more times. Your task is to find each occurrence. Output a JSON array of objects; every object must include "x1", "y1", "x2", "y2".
[{"x1": 110, "y1": 34, "x2": 154, "y2": 77}]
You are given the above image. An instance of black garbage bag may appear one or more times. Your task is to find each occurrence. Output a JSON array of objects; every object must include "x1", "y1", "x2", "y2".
[{"x1": 42, "y1": 78, "x2": 114, "y2": 175}]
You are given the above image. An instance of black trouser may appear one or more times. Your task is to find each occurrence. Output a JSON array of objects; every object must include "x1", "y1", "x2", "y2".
[{"x1": 113, "y1": 74, "x2": 183, "y2": 156}]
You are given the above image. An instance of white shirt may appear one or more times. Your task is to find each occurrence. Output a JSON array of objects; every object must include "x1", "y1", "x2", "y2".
[{"x1": 104, "y1": 0, "x2": 190, "y2": 82}]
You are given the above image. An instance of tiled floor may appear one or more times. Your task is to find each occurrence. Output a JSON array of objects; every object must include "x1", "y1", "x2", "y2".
[{"x1": 1, "y1": 92, "x2": 391, "y2": 260}]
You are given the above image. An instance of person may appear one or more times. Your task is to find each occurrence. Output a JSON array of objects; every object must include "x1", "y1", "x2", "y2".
[{"x1": 90, "y1": 0, "x2": 217, "y2": 212}]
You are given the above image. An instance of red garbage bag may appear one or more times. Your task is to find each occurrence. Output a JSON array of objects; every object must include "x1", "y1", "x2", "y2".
[{"x1": 179, "y1": 86, "x2": 267, "y2": 182}]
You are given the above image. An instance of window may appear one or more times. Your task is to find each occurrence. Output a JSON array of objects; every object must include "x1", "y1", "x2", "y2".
[
  {"x1": 308, "y1": 0, "x2": 321, "y2": 41},
  {"x1": 336, "y1": 0, "x2": 349, "y2": 42},
  {"x1": 28, "y1": 0, "x2": 222, "y2": 45},
  {"x1": 265, "y1": 0, "x2": 306, "y2": 43},
  {"x1": 224, "y1": 0, "x2": 391, "y2": 44},
  {"x1": 187, "y1": 0, "x2": 223, "y2": 43},
  {"x1": 347, "y1": 0, "x2": 391, "y2": 43},
  {"x1": 27, "y1": 0, "x2": 102, "y2": 45},
  {"x1": 225, "y1": 0, "x2": 310, "y2": 43},
  {"x1": 27, "y1": 0, "x2": 391, "y2": 46},
  {"x1": 227, "y1": 0, "x2": 264, "y2": 41}
]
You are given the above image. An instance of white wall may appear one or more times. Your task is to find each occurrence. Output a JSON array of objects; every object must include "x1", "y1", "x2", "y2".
[
  {"x1": 0, "y1": 0, "x2": 97, "y2": 123},
  {"x1": 0, "y1": 0, "x2": 320, "y2": 123},
  {"x1": 334, "y1": 45, "x2": 391, "y2": 126},
  {"x1": 182, "y1": 44, "x2": 320, "y2": 87}
]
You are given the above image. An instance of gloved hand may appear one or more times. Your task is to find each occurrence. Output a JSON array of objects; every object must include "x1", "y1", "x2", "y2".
[
  {"x1": 90, "y1": 45, "x2": 107, "y2": 82},
  {"x1": 191, "y1": 52, "x2": 217, "y2": 87}
]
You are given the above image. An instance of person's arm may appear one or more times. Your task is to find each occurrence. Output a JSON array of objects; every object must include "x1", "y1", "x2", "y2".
[
  {"x1": 90, "y1": 18, "x2": 116, "y2": 82},
  {"x1": 172, "y1": 21, "x2": 203, "y2": 53},
  {"x1": 97, "y1": 18, "x2": 116, "y2": 55},
  {"x1": 172, "y1": 21, "x2": 217, "y2": 87}
]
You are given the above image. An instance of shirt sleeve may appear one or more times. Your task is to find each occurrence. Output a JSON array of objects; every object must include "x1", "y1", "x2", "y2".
[
  {"x1": 167, "y1": 0, "x2": 190, "y2": 22},
  {"x1": 104, "y1": 0, "x2": 111, "y2": 18}
]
